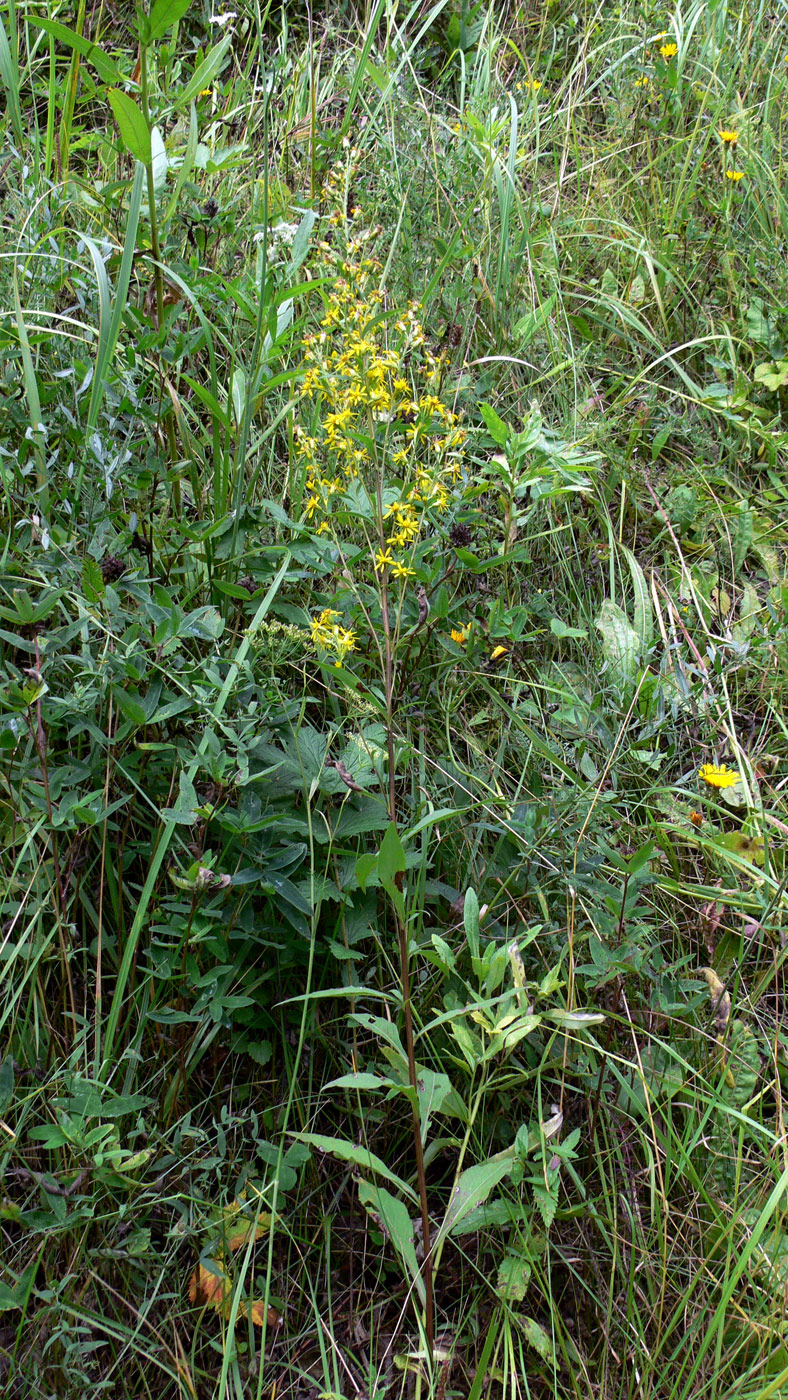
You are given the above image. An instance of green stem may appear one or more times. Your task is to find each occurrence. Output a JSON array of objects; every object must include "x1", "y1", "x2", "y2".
[
  {"x1": 139, "y1": 42, "x2": 179, "y2": 506},
  {"x1": 139, "y1": 45, "x2": 164, "y2": 332}
]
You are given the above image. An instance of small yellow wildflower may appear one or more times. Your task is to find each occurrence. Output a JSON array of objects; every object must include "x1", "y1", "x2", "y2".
[
  {"x1": 199, "y1": 88, "x2": 214, "y2": 97},
  {"x1": 310, "y1": 610, "x2": 357, "y2": 664},
  {"x1": 725, "y1": 169, "x2": 744, "y2": 181},
  {"x1": 450, "y1": 628, "x2": 468, "y2": 646},
  {"x1": 659, "y1": 42, "x2": 678, "y2": 59},
  {"x1": 489, "y1": 645, "x2": 509, "y2": 663},
  {"x1": 389, "y1": 560, "x2": 414, "y2": 580},
  {"x1": 374, "y1": 548, "x2": 394, "y2": 571},
  {"x1": 521, "y1": 79, "x2": 542, "y2": 91},
  {"x1": 718, "y1": 129, "x2": 738, "y2": 144},
  {"x1": 634, "y1": 75, "x2": 650, "y2": 87},
  {"x1": 699, "y1": 763, "x2": 740, "y2": 789}
]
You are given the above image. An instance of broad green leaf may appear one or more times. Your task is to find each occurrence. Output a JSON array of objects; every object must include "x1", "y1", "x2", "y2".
[
  {"x1": 595, "y1": 599, "x2": 640, "y2": 682},
  {"x1": 754, "y1": 359, "x2": 788, "y2": 392},
  {"x1": 0, "y1": 1262, "x2": 37, "y2": 1312},
  {"x1": 357, "y1": 1181, "x2": 425, "y2": 1303},
  {"x1": 112, "y1": 686, "x2": 147, "y2": 727},
  {"x1": 522, "y1": 1315, "x2": 554, "y2": 1360},
  {"x1": 480, "y1": 402, "x2": 509, "y2": 446},
  {"x1": 438, "y1": 1149, "x2": 515, "y2": 1242},
  {"x1": 290, "y1": 1133, "x2": 418, "y2": 1203},
  {"x1": 0, "y1": 17, "x2": 23, "y2": 146},
  {"x1": 550, "y1": 617, "x2": 588, "y2": 640},
  {"x1": 323, "y1": 1072, "x2": 393, "y2": 1092},
  {"x1": 732, "y1": 505, "x2": 754, "y2": 572},
  {"x1": 151, "y1": 125, "x2": 168, "y2": 194},
  {"x1": 378, "y1": 822, "x2": 406, "y2": 884},
  {"x1": 715, "y1": 830, "x2": 764, "y2": 867},
  {"x1": 543, "y1": 1008, "x2": 605, "y2": 1027},
  {"x1": 0, "y1": 1059, "x2": 14, "y2": 1113},
  {"x1": 347, "y1": 1014, "x2": 407, "y2": 1063},
  {"x1": 621, "y1": 545, "x2": 653, "y2": 652},
  {"x1": 231, "y1": 367, "x2": 246, "y2": 425},
  {"x1": 31, "y1": 18, "x2": 122, "y2": 84},
  {"x1": 147, "y1": 0, "x2": 192, "y2": 42},
  {"x1": 355, "y1": 851, "x2": 377, "y2": 892},
  {"x1": 464, "y1": 888, "x2": 480, "y2": 961},
  {"x1": 497, "y1": 1253, "x2": 531, "y2": 1301},
  {"x1": 415, "y1": 1067, "x2": 468, "y2": 1127},
  {"x1": 171, "y1": 33, "x2": 233, "y2": 112},
  {"x1": 109, "y1": 89, "x2": 151, "y2": 164}
]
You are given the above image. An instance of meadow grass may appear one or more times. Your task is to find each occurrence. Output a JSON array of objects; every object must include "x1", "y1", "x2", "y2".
[{"x1": 1, "y1": 2, "x2": 788, "y2": 1397}]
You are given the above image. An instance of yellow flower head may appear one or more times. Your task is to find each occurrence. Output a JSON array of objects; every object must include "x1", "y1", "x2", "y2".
[
  {"x1": 489, "y1": 645, "x2": 509, "y2": 663},
  {"x1": 450, "y1": 628, "x2": 468, "y2": 646},
  {"x1": 390, "y1": 560, "x2": 415, "y2": 580},
  {"x1": 659, "y1": 42, "x2": 678, "y2": 59},
  {"x1": 634, "y1": 75, "x2": 650, "y2": 87},
  {"x1": 718, "y1": 129, "x2": 738, "y2": 144},
  {"x1": 725, "y1": 169, "x2": 744, "y2": 181},
  {"x1": 699, "y1": 763, "x2": 740, "y2": 789}
]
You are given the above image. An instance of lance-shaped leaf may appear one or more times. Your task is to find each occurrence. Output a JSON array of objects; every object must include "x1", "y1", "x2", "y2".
[{"x1": 108, "y1": 89, "x2": 151, "y2": 165}]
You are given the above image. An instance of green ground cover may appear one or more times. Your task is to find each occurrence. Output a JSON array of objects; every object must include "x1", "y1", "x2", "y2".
[{"x1": 2, "y1": 1, "x2": 788, "y2": 1396}]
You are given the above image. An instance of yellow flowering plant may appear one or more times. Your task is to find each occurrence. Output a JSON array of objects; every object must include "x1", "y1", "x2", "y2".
[{"x1": 294, "y1": 157, "x2": 472, "y2": 714}]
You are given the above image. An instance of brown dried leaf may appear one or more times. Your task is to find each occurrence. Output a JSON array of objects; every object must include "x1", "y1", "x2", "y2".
[{"x1": 188, "y1": 1259, "x2": 231, "y2": 1310}]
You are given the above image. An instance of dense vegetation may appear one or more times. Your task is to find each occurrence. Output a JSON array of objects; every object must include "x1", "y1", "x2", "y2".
[{"x1": 2, "y1": 1, "x2": 788, "y2": 1396}]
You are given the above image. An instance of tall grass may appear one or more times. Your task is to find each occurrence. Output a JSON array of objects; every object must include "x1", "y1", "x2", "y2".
[{"x1": 0, "y1": 1, "x2": 787, "y2": 1397}]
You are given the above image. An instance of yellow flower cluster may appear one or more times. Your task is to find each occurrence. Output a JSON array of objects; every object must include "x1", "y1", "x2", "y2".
[
  {"x1": 296, "y1": 181, "x2": 467, "y2": 581},
  {"x1": 310, "y1": 608, "x2": 357, "y2": 664}
]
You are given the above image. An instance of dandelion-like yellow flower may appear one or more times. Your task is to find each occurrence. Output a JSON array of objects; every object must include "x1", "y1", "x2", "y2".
[
  {"x1": 725, "y1": 169, "x2": 744, "y2": 181},
  {"x1": 699, "y1": 763, "x2": 740, "y2": 789},
  {"x1": 521, "y1": 79, "x2": 542, "y2": 91},
  {"x1": 659, "y1": 42, "x2": 678, "y2": 58},
  {"x1": 718, "y1": 129, "x2": 738, "y2": 144},
  {"x1": 450, "y1": 628, "x2": 468, "y2": 646},
  {"x1": 634, "y1": 75, "x2": 650, "y2": 87}
]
